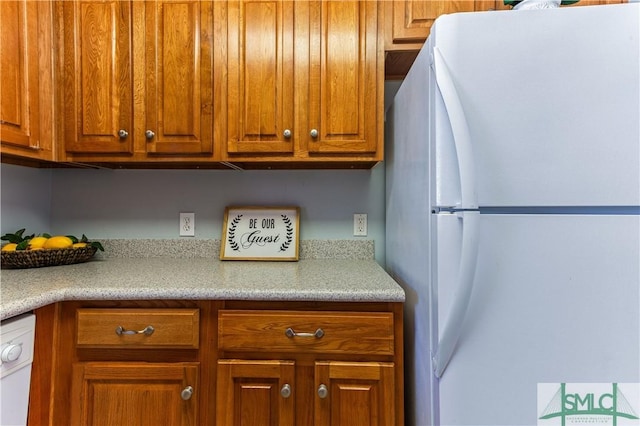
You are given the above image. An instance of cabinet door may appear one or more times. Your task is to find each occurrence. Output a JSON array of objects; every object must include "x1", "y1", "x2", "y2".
[
  {"x1": 386, "y1": 0, "x2": 475, "y2": 48},
  {"x1": 217, "y1": 359, "x2": 295, "y2": 426},
  {"x1": 144, "y1": 0, "x2": 213, "y2": 154},
  {"x1": 315, "y1": 361, "x2": 395, "y2": 426},
  {"x1": 0, "y1": 0, "x2": 51, "y2": 158},
  {"x1": 307, "y1": 0, "x2": 381, "y2": 155},
  {"x1": 71, "y1": 362, "x2": 198, "y2": 426},
  {"x1": 226, "y1": 0, "x2": 295, "y2": 154},
  {"x1": 474, "y1": 0, "x2": 511, "y2": 11},
  {"x1": 62, "y1": 0, "x2": 134, "y2": 154}
]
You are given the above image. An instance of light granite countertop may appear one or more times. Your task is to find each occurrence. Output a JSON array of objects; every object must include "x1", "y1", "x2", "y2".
[{"x1": 0, "y1": 240, "x2": 405, "y2": 320}]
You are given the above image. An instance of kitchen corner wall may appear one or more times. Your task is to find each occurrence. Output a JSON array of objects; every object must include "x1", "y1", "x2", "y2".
[
  {"x1": 0, "y1": 164, "x2": 53, "y2": 234},
  {"x1": 0, "y1": 163, "x2": 386, "y2": 264}
]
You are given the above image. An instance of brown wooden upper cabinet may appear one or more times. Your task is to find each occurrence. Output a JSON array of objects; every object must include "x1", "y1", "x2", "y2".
[
  {"x1": 59, "y1": 0, "x2": 214, "y2": 162},
  {"x1": 0, "y1": 0, "x2": 54, "y2": 163},
  {"x1": 384, "y1": 0, "x2": 627, "y2": 79},
  {"x1": 222, "y1": 0, "x2": 384, "y2": 166},
  {"x1": 385, "y1": 0, "x2": 476, "y2": 52}
]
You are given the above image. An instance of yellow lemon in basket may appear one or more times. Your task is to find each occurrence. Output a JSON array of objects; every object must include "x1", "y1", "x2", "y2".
[
  {"x1": 1, "y1": 243, "x2": 17, "y2": 252},
  {"x1": 43, "y1": 236, "x2": 73, "y2": 249},
  {"x1": 28, "y1": 236, "x2": 48, "y2": 249},
  {"x1": 72, "y1": 242, "x2": 87, "y2": 249}
]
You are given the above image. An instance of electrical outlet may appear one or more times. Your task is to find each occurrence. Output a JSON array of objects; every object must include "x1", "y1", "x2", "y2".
[
  {"x1": 180, "y1": 212, "x2": 195, "y2": 237},
  {"x1": 354, "y1": 213, "x2": 367, "y2": 236}
]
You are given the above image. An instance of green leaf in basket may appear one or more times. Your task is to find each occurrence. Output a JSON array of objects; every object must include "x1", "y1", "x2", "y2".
[
  {"x1": 42, "y1": 233, "x2": 52, "y2": 238},
  {"x1": 89, "y1": 241, "x2": 105, "y2": 252},
  {"x1": 1, "y1": 229, "x2": 34, "y2": 244},
  {"x1": 1, "y1": 233, "x2": 22, "y2": 243},
  {"x1": 16, "y1": 240, "x2": 30, "y2": 250},
  {"x1": 66, "y1": 235, "x2": 79, "y2": 244},
  {"x1": 80, "y1": 234, "x2": 89, "y2": 243}
]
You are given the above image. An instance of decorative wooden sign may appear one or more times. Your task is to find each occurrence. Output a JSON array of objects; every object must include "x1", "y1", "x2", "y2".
[{"x1": 220, "y1": 206, "x2": 300, "y2": 261}]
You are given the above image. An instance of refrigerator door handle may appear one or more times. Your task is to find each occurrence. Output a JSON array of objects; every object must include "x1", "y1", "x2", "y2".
[
  {"x1": 432, "y1": 47, "x2": 478, "y2": 210},
  {"x1": 433, "y1": 211, "x2": 481, "y2": 378}
]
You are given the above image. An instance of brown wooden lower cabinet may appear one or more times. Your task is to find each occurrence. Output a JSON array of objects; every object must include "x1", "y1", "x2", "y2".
[
  {"x1": 71, "y1": 362, "x2": 199, "y2": 426},
  {"x1": 216, "y1": 360, "x2": 296, "y2": 426},
  {"x1": 314, "y1": 361, "x2": 395, "y2": 426},
  {"x1": 31, "y1": 300, "x2": 403, "y2": 426},
  {"x1": 216, "y1": 360, "x2": 394, "y2": 426}
]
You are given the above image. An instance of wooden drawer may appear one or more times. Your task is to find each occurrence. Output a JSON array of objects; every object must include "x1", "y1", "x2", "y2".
[
  {"x1": 76, "y1": 308, "x2": 200, "y2": 349},
  {"x1": 218, "y1": 310, "x2": 394, "y2": 356}
]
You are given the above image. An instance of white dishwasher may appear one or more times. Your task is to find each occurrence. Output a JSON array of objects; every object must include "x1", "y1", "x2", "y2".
[{"x1": 0, "y1": 313, "x2": 36, "y2": 426}]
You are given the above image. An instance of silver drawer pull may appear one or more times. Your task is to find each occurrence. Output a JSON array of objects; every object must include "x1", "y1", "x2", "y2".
[
  {"x1": 284, "y1": 327, "x2": 324, "y2": 339},
  {"x1": 181, "y1": 386, "x2": 193, "y2": 401},
  {"x1": 115, "y1": 325, "x2": 155, "y2": 336}
]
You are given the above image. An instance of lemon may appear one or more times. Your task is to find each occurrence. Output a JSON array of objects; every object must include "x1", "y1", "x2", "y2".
[
  {"x1": 72, "y1": 242, "x2": 87, "y2": 249},
  {"x1": 43, "y1": 236, "x2": 73, "y2": 249},
  {"x1": 28, "y1": 236, "x2": 48, "y2": 249},
  {"x1": 1, "y1": 243, "x2": 17, "y2": 252}
]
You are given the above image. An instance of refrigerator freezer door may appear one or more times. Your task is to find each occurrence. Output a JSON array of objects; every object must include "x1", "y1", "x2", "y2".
[
  {"x1": 432, "y1": 48, "x2": 477, "y2": 210},
  {"x1": 432, "y1": 5, "x2": 640, "y2": 208},
  {"x1": 434, "y1": 213, "x2": 640, "y2": 425}
]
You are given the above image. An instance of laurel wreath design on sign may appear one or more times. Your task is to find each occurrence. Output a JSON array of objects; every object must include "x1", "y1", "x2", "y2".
[
  {"x1": 228, "y1": 214, "x2": 242, "y2": 251},
  {"x1": 280, "y1": 214, "x2": 293, "y2": 252}
]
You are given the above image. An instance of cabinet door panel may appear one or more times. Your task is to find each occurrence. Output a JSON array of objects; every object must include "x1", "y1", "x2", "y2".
[
  {"x1": 217, "y1": 359, "x2": 295, "y2": 426},
  {"x1": 390, "y1": 0, "x2": 475, "y2": 45},
  {"x1": 145, "y1": 0, "x2": 213, "y2": 154},
  {"x1": 63, "y1": 0, "x2": 133, "y2": 154},
  {"x1": 227, "y1": 0, "x2": 294, "y2": 154},
  {"x1": 315, "y1": 361, "x2": 395, "y2": 426},
  {"x1": 71, "y1": 362, "x2": 198, "y2": 426},
  {"x1": 308, "y1": 0, "x2": 379, "y2": 154},
  {"x1": 0, "y1": 0, "x2": 39, "y2": 150}
]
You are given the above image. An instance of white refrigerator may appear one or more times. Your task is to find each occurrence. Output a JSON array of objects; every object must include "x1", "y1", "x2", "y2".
[{"x1": 385, "y1": 4, "x2": 640, "y2": 425}]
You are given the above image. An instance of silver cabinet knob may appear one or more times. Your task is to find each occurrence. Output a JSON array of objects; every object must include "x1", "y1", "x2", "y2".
[
  {"x1": 118, "y1": 129, "x2": 129, "y2": 138},
  {"x1": 280, "y1": 383, "x2": 291, "y2": 398},
  {"x1": 317, "y1": 384, "x2": 328, "y2": 399},
  {"x1": 181, "y1": 386, "x2": 193, "y2": 401},
  {"x1": 145, "y1": 130, "x2": 155, "y2": 140},
  {"x1": 310, "y1": 129, "x2": 318, "y2": 138},
  {"x1": 283, "y1": 129, "x2": 292, "y2": 139}
]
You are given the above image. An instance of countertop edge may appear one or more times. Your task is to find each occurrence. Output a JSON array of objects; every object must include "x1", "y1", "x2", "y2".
[{"x1": 1, "y1": 258, "x2": 405, "y2": 320}]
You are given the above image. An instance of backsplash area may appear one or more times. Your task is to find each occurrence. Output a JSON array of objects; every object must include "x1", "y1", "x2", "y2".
[
  {"x1": 1, "y1": 164, "x2": 386, "y2": 264},
  {"x1": 96, "y1": 239, "x2": 375, "y2": 260}
]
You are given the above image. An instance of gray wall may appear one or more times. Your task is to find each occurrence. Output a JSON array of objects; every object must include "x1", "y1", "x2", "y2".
[
  {"x1": 1, "y1": 163, "x2": 386, "y2": 263},
  {"x1": 0, "y1": 165, "x2": 53, "y2": 235}
]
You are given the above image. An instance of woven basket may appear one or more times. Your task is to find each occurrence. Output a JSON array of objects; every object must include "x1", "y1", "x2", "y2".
[{"x1": 1, "y1": 246, "x2": 98, "y2": 269}]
